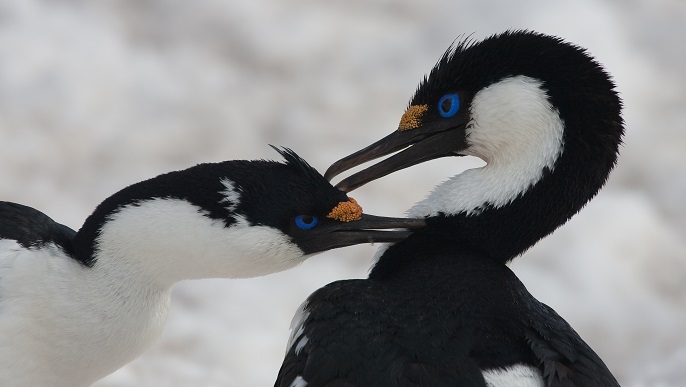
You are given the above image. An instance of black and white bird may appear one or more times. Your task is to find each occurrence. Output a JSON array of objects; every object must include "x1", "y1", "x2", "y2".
[
  {"x1": 276, "y1": 31, "x2": 624, "y2": 386},
  {"x1": 0, "y1": 146, "x2": 424, "y2": 387}
]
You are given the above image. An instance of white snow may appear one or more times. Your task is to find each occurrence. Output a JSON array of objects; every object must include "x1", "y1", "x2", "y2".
[{"x1": 0, "y1": 1, "x2": 684, "y2": 386}]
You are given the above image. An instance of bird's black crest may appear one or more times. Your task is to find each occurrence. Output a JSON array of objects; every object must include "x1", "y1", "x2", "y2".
[
  {"x1": 270, "y1": 145, "x2": 331, "y2": 188},
  {"x1": 409, "y1": 33, "x2": 476, "y2": 108},
  {"x1": 410, "y1": 30, "x2": 610, "y2": 108}
]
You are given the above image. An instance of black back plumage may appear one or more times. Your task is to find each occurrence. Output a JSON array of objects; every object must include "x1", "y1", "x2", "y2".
[
  {"x1": 0, "y1": 201, "x2": 76, "y2": 256},
  {"x1": 277, "y1": 233, "x2": 619, "y2": 387}
]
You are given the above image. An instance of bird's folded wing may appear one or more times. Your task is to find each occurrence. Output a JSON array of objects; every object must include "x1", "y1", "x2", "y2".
[
  {"x1": 0, "y1": 201, "x2": 76, "y2": 254},
  {"x1": 525, "y1": 303, "x2": 620, "y2": 387}
]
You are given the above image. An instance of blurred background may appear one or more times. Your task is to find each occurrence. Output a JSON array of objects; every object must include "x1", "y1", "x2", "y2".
[{"x1": 1, "y1": 0, "x2": 684, "y2": 385}]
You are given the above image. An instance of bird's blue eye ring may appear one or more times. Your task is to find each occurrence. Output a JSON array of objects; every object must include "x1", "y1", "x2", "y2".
[
  {"x1": 295, "y1": 215, "x2": 319, "y2": 230},
  {"x1": 438, "y1": 93, "x2": 460, "y2": 118}
]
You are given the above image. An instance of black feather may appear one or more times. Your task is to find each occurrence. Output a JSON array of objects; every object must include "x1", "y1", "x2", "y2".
[
  {"x1": 0, "y1": 201, "x2": 76, "y2": 258},
  {"x1": 276, "y1": 30, "x2": 623, "y2": 386}
]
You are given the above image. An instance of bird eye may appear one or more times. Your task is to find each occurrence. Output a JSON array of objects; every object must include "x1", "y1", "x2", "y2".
[
  {"x1": 438, "y1": 93, "x2": 460, "y2": 118},
  {"x1": 295, "y1": 215, "x2": 319, "y2": 230}
]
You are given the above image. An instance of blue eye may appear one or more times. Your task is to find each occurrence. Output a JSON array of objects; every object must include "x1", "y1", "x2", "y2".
[
  {"x1": 438, "y1": 93, "x2": 460, "y2": 118},
  {"x1": 295, "y1": 215, "x2": 319, "y2": 230}
]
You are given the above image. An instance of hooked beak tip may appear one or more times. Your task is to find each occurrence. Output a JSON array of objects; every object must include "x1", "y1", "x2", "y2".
[{"x1": 334, "y1": 181, "x2": 351, "y2": 193}]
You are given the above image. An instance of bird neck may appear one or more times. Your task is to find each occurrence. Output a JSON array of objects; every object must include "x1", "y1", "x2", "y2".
[
  {"x1": 408, "y1": 76, "x2": 565, "y2": 219},
  {"x1": 74, "y1": 197, "x2": 303, "y2": 289},
  {"x1": 407, "y1": 156, "x2": 614, "y2": 263},
  {"x1": 406, "y1": 76, "x2": 621, "y2": 262},
  {"x1": 369, "y1": 231, "x2": 514, "y2": 292}
]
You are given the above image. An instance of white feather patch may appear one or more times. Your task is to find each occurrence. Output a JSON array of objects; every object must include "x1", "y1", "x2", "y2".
[
  {"x1": 482, "y1": 364, "x2": 544, "y2": 387},
  {"x1": 96, "y1": 198, "x2": 306, "y2": 284},
  {"x1": 289, "y1": 375, "x2": 308, "y2": 387},
  {"x1": 0, "y1": 239, "x2": 170, "y2": 386},
  {"x1": 286, "y1": 300, "x2": 310, "y2": 355},
  {"x1": 294, "y1": 335, "x2": 309, "y2": 355},
  {"x1": 219, "y1": 178, "x2": 241, "y2": 212},
  {"x1": 408, "y1": 75, "x2": 565, "y2": 217}
]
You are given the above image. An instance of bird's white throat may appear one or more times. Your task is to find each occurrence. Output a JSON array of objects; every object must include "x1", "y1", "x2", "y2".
[
  {"x1": 408, "y1": 76, "x2": 565, "y2": 217},
  {"x1": 94, "y1": 197, "x2": 306, "y2": 287}
]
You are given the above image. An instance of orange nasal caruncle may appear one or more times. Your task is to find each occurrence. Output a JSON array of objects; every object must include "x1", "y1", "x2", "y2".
[
  {"x1": 398, "y1": 104, "x2": 428, "y2": 131},
  {"x1": 326, "y1": 197, "x2": 363, "y2": 222}
]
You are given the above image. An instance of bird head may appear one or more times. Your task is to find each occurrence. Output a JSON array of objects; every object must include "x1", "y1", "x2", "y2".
[
  {"x1": 75, "y1": 146, "x2": 424, "y2": 281},
  {"x1": 224, "y1": 146, "x2": 426, "y2": 256},
  {"x1": 325, "y1": 31, "x2": 623, "y2": 196}
]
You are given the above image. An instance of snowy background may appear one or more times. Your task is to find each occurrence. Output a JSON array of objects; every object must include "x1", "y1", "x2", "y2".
[{"x1": 1, "y1": 0, "x2": 685, "y2": 386}]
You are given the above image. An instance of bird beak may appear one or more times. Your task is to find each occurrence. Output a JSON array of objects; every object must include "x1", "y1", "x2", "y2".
[
  {"x1": 298, "y1": 214, "x2": 425, "y2": 255},
  {"x1": 324, "y1": 118, "x2": 468, "y2": 192}
]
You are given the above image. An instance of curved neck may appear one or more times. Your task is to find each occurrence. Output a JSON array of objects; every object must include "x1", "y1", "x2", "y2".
[
  {"x1": 410, "y1": 149, "x2": 619, "y2": 264},
  {"x1": 77, "y1": 198, "x2": 303, "y2": 288},
  {"x1": 408, "y1": 76, "x2": 564, "y2": 218},
  {"x1": 406, "y1": 76, "x2": 622, "y2": 262}
]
